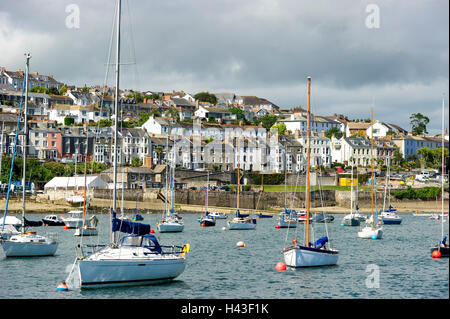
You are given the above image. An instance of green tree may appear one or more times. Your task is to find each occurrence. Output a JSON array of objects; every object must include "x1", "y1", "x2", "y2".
[
  {"x1": 149, "y1": 108, "x2": 161, "y2": 117},
  {"x1": 131, "y1": 157, "x2": 143, "y2": 167},
  {"x1": 194, "y1": 92, "x2": 217, "y2": 105},
  {"x1": 165, "y1": 107, "x2": 180, "y2": 120},
  {"x1": 47, "y1": 87, "x2": 60, "y2": 95},
  {"x1": 81, "y1": 85, "x2": 89, "y2": 93},
  {"x1": 30, "y1": 86, "x2": 47, "y2": 93},
  {"x1": 208, "y1": 116, "x2": 217, "y2": 123},
  {"x1": 410, "y1": 113, "x2": 430, "y2": 135},
  {"x1": 325, "y1": 127, "x2": 344, "y2": 139},
  {"x1": 60, "y1": 85, "x2": 67, "y2": 95},
  {"x1": 271, "y1": 123, "x2": 287, "y2": 135},
  {"x1": 229, "y1": 107, "x2": 245, "y2": 121},
  {"x1": 64, "y1": 117, "x2": 75, "y2": 126},
  {"x1": 254, "y1": 114, "x2": 278, "y2": 131},
  {"x1": 392, "y1": 148, "x2": 405, "y2": 167}
]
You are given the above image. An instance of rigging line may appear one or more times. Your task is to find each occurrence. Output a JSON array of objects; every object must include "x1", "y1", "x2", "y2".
[
  {"x1": 317, "y1": 164, "x2": 330, "y2": 248},
  {"x1": 1, "y1": 75, "x2": 26, "y2": 231}
]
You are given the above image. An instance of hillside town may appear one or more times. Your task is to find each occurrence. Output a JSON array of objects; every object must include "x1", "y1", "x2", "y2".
[{"x1": 1, "y1": 65, "x2": 448, "y2": 190}]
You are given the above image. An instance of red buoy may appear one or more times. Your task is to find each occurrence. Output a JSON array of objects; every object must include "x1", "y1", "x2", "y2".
[
  {"x1": 432, "y1": 250, "x2": 442, "y2": 259},
  {"x1": 275, "y1": 262, "x2": 286, "y2": 272},
  {"x1": 201, "y1": 223, "x2": 205, "y2": 227},
  {"x1": 275, "y1": 225, "x2": 280, "y2": 229},
  {"x1": 292, "y1": 238, "x2": 297, "y2": 245},
  {"x1": 150, "y1": 229, "x2": 155, "y2": 234},
  {"x1": 63, "y1": 226, "x2": 68, "y2": 229}
]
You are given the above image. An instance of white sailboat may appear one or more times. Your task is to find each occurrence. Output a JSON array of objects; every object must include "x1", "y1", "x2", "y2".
[
  {"x1": 199, "y1": 171, "x2": 216, "y2": 227},
  {"x1": 282, "y1": 77, "x2": 338, "y2": 267},
  {"x1": 157, "y1": 148, "x2": 184, "y2": 232},
  {"x1": 74, "y1": 124, "x2": 98, "y2": 236},
  {"x1": 358, "y1": 108, "x2": 383, "y2": 239},
  {"x1": 1, "y1": 53, "x2": 58, "y2": 257},
  {"x1": 227, "y1": 136, "x2": 257, "y2": 230},
  {"x1": 68, "y1": 0, "x2": 188, "y2": 288},
  {"x1": 380, "y1": 155, "x2": 402, "y2": 224},
  {"x1": 342, "y1": 163, "x2": 361, "y2": 226}
]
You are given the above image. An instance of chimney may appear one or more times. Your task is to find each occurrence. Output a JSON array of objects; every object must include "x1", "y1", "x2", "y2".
[
  {"x1": 143, "y1": 156, "x2": 152, "y2": 168},
  {"x1": 294, "y1": 129, "x2": 300, "y2": 139},
  {"x1": 196, "y1": 100, "x2": 199, "y2": 109}
]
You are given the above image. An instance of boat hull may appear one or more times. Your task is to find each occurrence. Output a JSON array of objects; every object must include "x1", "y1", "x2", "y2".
[
  {"x1": 74, "y1": 227, "x2": 98, "y2": 236},
  {"x1": 227, "y1": 220, "x2": 256, "y2": 230},
  {"x1": 1, "y1": 241, "x2": 58, "y2": 257},
  {"x1": 283, "y1": 246, "x2": 338, "y2": 267},
  {"x1": 382, "y1": 218, "x2": 402, "y2": 225},
  {"x1": 343, "y1": 217, "x2": 360, "y2": 226},
  {"x1": 78, "y1": 258, "x2": 186, "y2": 288},
  {"x1": 358, "y1": 226, "x2": 383, "y2": 239},
  {"x1": 157, "y1": 222, "x2": 184, "y2": 233},
  {"x1": 200, "y1": 219, "x2": 216, "y2": 227}
]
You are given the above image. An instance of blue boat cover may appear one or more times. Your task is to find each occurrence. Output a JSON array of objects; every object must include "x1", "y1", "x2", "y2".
[
  {"x1": 112, "y1": 212, "x2": 151, "y2": 235},
  {"x1": 313, "y1": 236, "x2": 328, "y2": 249},
  {"x1": 120, "y1": 234, "x2": 162, "y2": 253}
]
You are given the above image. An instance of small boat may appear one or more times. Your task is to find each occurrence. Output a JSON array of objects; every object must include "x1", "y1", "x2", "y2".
[
  {"x1": 358, "y1": 225, "x2": 383, "y2": 239},
  {"x1": 282, "y1": 78, "x2": 338, "y2": 268},
  {"x1": 227, "y1": 210, "x2": 257, "y2": 230},
  {"x1": 62, "y1": 210, "x2": 84, "y2": 229},
  {"x1": 209, "y1": 211, "x2": 227, "y2": 219},
  {"x1": 66, "y1": 195, "x2": 91, "y2": 206},
  {"x1": 0, "y1": 224, "x2": 20, "y2": 240},
  {"x1": 430, "y1": 214, "x2": 441, "y2": 220},
  {"x1": 2, "y1": 231, "x2": 58, "y2": 257},
  {"x1": 431, "y1": 236, "x2": 449, "y2": 258},
  {"x1": 200, "y1": 212, "x2": 216, "y2": 227},
  {"x1": 312, "y1": 213, "x2": 334, "y2": 223},
  {"x1": 256, "y1": 213, "x2": 273, "y2": 219},
  {"x1": 74, "y1": 216, "x2": 99, "y2": 237},
  {"x1": 342, "y1": 164, "x2": 361, "y2": 226},
  {"x1": 381, "y1": 209, "x2": 402, "y2": 225},
  {"x1": 42, "y1": 215, "x2": 65, "y2": 226},
  {"x1": 132, "y1": 214, "x2": 144, "y2": 221}
]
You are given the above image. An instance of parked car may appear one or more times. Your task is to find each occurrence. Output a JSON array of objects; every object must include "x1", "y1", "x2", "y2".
[
  {"x1": 188, "y1": 187, "x2": 197, "y2": 191},
  {"x1": 219, "y1": 186, "x2": 232, "y2": 191}
]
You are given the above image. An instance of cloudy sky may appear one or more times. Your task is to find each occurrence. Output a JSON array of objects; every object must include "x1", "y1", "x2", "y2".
[{"x1": 1, "y1": 0, "x2": 448, "y2": 134}]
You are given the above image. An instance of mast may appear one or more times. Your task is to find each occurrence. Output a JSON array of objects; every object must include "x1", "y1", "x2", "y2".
[
  {"x1": 370, "y1": 108, "x2": 374, "y2": 230},
  {"x1": 111, "y1": 0, "x2": 121, "y2": 244},
  {"x1": 350, "y1": 162, "x2": 354, "y2": 216},
  {"x1": 236, "y1": 136, "x2": 240, "y2": 213},
  {"x1": 441, "y1": 96, "x2": 445, "y2": 242},
  {"x1": 112, "y1": 0, "x2": 121, "y2": 216},
  {"x1": 205, "y1": 171, "x2": 209, "y2": 212},
  {"x1": 305, "y1": 76, "x2": 311, "y2": 246},
  {"x1": 21, "y1": 53, "x2": 31, "y2": 234},
  {"x1": 82, "y1": 123, "x2": 88, "y2": 227}
]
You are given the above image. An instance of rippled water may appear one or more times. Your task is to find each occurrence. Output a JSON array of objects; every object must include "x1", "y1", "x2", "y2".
[{"x1": 0, "y1": 212, "x2": 448, "y2": 299}]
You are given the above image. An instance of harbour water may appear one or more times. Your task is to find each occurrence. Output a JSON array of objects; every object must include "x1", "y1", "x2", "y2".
[{"x1": 0, "y1": 212, "x2": 448, "y2": 299}]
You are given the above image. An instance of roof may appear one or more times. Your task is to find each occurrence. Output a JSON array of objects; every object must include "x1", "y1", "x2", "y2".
[
  {"x1": 347, "y1": 122, "x2": 371, "y2": 130},
  {"x1": 44, "y1": 176, "x2": 108, "y2": 189}
]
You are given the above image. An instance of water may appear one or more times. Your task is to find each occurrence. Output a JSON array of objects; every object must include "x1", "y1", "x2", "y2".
[{"x1": 0, "y1": 213, "x2": 448, "y2": 299}]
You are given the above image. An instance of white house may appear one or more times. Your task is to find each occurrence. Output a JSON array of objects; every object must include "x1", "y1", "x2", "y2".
[
  {"x1": 48, "y1": 104, "x2": 109, "y2": 124},
  {"x1": 331, "y1": 136, "x2": 373, "y2": 166},
  {"x1": 366, "y1": 121, "x2": 408, "y2": 138}
]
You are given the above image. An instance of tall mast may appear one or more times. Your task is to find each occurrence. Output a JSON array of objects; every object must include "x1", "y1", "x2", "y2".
[
  {"x1": 205, "y1": 171, "x2": 209, "y2": 212},
  {"x1": 112, "y1": 0, "x2": 121, "y2": 216},
  {"x1": 441, "y1": 96, "x2": 445, "y2": 241},
  {"x1": 82, "y1": 123, "x2": 88, "y2": 227},
  {"x1": 236, "y1": 137, "x2": 240, "y2": 212},
  {"x1": 370, "y1": 108, "x2": 374, "y2": 230},
  {"x1": 305, "y1": 76, "x2": 311, "y2": 246},
  {"x1": 350, "y1": 162, "x2": 354, "y2": 216},
  {"x1": 21, "y1": 53, "x2": 31, "y2": 233}
]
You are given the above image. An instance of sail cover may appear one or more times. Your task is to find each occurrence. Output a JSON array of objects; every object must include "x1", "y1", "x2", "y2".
[
  {"x1": 112, "y1": 217, "x2": 151, "y2": 235},
  {"x1": 313, "y1": 236, "x2": 328, "y2": 249}
]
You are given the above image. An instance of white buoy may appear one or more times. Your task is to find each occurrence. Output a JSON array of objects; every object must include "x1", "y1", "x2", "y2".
[
  {"x1": 236, "y1": 241, "x2": 246, "y2": 247},
  {"x1": 221, "y1": 227, "x2": 226, "y2": 231}
]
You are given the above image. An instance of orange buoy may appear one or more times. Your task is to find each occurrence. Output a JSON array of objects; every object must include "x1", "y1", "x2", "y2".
[
  {"x1": 292, "y1": 238, "x2": 297, "y2": 245},
  {"x1": 275, "y1": 225, "x2": 280, "y2": 229},
  {"x1": 378, "y1": 221, "x2": 382, "y2": 225},
  {"x1": 275, "y1": 262, "x2": 286, "y2": 272},
  {"x1": 201, "y1": 223, "x2": 205, "y2": 227},
  {"x1": 432, "y1": 250, "x2": 442, "y2": 259},
  {"x1": 63, "y1": 226, "x2": 68, "y2": 229}
]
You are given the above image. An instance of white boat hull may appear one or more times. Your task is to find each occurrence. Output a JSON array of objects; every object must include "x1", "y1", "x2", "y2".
[
  {"x1": 227, "y1": 217, "x2": 256, "y2": 230},
  {"x1": 1, "y1": 234, "x2": 58, "y2": 257},
  {"x1": 78, "y1": 253, "x2": 186, "y2": 288},
  {"x1": 358, "y1": 226, "x2": 383, "y2": 239},
  {"x1": 74, "y1": 227, "x2": 98, "y2": 236},
  {"x1": 157, "y1": 222, "x2": 184, "y2": 233},
  {"x1": 283, "y1": 246, "x2": 338, "y2": 267}
]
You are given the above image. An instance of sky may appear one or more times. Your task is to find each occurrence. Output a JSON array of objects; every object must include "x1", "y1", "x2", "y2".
[{"x1": 0, "y1": 0, "x2": 448, "y2": 135}]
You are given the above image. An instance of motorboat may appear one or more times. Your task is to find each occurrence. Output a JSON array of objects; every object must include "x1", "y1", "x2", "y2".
[
  {"x1": 209, "y1": 211, "x2": 227, "y2": 219},
  {"x1": 227, "y1": 211, "x2": 256, "y2": 230},
  {"x1": 62, "y1": 210, "x2": 84, "y2": 229},
  {"x1": 2, "y1": 231, "x2": 58, "y2": 257},
  {"x1": 200, "y1": 212, "x2": 216, "y2": 227},
  {"x1": 42, "y1": 215, "x2": 65, "y2": 226}
]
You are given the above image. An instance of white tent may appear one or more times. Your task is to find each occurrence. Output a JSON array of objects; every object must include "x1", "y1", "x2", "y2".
[{"x1": 44, "y1": 176, "x2": 108, "y2": 190}]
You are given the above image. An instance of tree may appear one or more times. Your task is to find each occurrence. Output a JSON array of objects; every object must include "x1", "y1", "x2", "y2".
[
  {"x1": 47, "y1": 87, "x2": 60, "y2": 95},
  {"x1": 410, "y1": 113, "x2": 429, "y2": 135},
  {"x1": 392, "y1": 148, "x2": 405, "y2": 167},
  {"x1": 229, "y1": 107, "x2": 245, "y2": 121},
  {"x1": 165, "y1": 107, "x2": 180, "y2": 120},
  {"x1": 208, "y1": 116, "x2": 216, "y2": 123},
  {"x1": 149, "y1": 108, "x2": 161, "y2": 117},
  {"x1": 325, "y1": 126, "x2": 343, "y2": 139},
  {"x1": 60, "y1": 85, "x2": 67, "y2": 95},
  {"x1": 64, "y1": 117, "x2": 75, "y2": 126},
  {"x1": 254, "y1": 114, "x2": 278, "y2": 131},
  {"x1": 131, "y1": 157, "x2": 143, "y2": 167},
  {"x1": 271, "y1": 123, "x2": 286, "y2": 135},
  {"x1": 194, "y1": 92, "x2": 217, "y2": 105},
  {"x1": 30, "y1": 86, "x2": 47, "y2": 93}
]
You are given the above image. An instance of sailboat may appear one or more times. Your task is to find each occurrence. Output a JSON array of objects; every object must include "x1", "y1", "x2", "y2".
[
  {"x1": 358, "y1": 108, "x2": 383, "y2": 239},
  {"x1": 255, "y1": 175, "x2": 273, "y2": 219},
  {"x1": 200, "y1": 171, "x2": 216, "y2": 227},
  {"x1": 282, "y1": 76, "x2": 338, "y2": 267},
  {"x1": 227, "y1": 136, "x2": 257, "y2": 230},
  {"x1": 157, "y1": 148, "x2": 184, "y2": 232},
  {"x1": 74, "y1": 126, "x2": 98, "y2": 237},
  {"x1": 1, "y1": 53, "x2": 58, "y2": 257},
  {"x1": 380, "y1": 155, "x2": 402, "y2": 225},
  {"x1": 342, "y1": 163, "x2": 361, "y2": 226},
  {"x1": 69, "y1": 0, "x2": 188, "y2": 288},
  {"x1": 430, "y1": 96, "x2": 449, "y2": 258}
]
